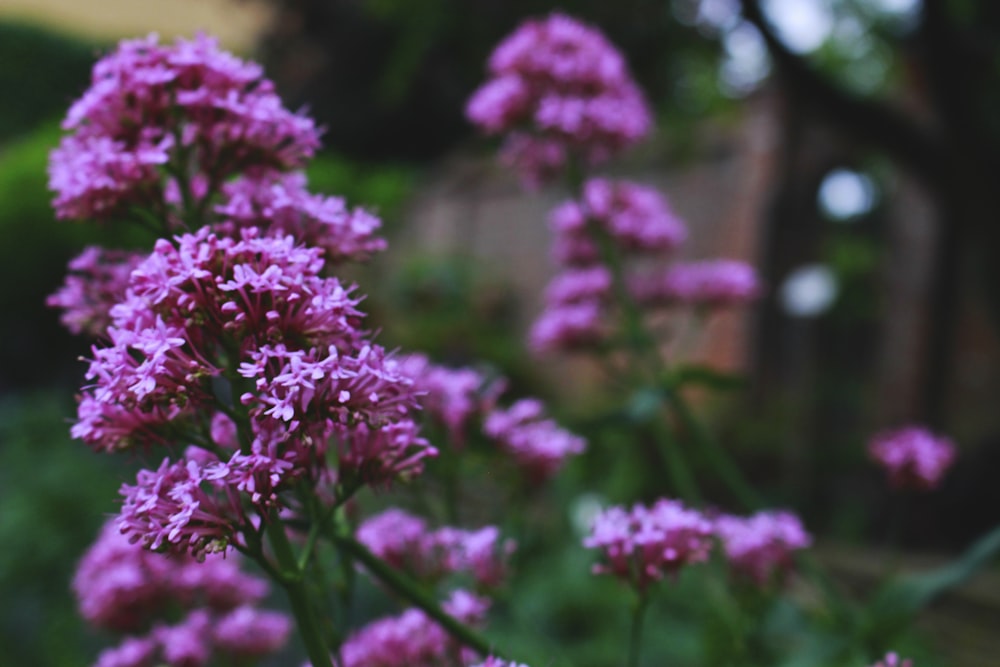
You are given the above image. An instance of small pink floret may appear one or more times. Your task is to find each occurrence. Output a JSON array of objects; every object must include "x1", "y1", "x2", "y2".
[{"x1": 869, "y1": 426, "x2": 956, "y2": 491}]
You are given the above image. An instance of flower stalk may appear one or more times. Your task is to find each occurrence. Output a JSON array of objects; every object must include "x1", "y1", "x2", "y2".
[
  {"x1": 265, "y1": 516, "x2": 334, "y2": 667},
  {"x1": 332, "y1": 533, "x2": 498, "y2": 659}
]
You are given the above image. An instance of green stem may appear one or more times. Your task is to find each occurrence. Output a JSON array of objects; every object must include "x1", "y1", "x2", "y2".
[
  {"x1": 649, "y1": 410, "x2": 702, "y2": 504},
  {"x1": 667, "y1": 391, "x2": 762, "y2": 511},
  {"x1": 627, "y1": 591, "x2": 650, "y2": 667},
  {"x1": 128, "y1": 204, "x2": 172, "y2": 237},
  {"x1": 438, "y1": 429, "x2": 462, "y2": 524},
  {"x1": 265, "y1": 516, "x2": 334, "y2": 667},
  {"x1": 703, "y1": 567, "x2": 747, "y2": 665},
  {"x1": 299, "y1": 500, "x2": 339, "y2": 572},
  {"x1": 334, "y1": 534, "x2": 497, "y2": 659},
  {"x1": 588, "y1": 216, "x2": 706, "y2": 506},
  {"x1": 592, "y1": 226, "x2": 662, "y2": 385}
]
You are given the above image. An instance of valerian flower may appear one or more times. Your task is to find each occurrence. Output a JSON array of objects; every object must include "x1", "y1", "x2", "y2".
[{"x1": 467, "y1": 14, "x2": 651, "y2": 186}]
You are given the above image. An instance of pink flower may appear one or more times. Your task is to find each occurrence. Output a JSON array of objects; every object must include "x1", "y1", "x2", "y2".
[
  {"x1": 584, "y1": 499, "x2": 714, "y2": 592},
  {"x1": 548, "y1": 179, "x2": 687, "y2": 266},
  {"x1": 51, "y1": 34, "x2": 319, "y2": 221},
  {"x1": 869, "y1": 426, "x2": 956, "y2": 490},
  {"x1": 154, "y1": 611, "x2": 212, "y2": 667},
  {"x1": 73, "y1": 229, "x2": 422, "y2": 455},
  {"x1": 484, "y1": 399, "x2": 586, "y2": 480},
  {"x1": 338, "y1": 590, "x2": 490, "y2": 667},
  {"x1": 74, "y1": 518, "x2": 286, "y2": 663},
  {"x1": 530, "y1": 267, "x2": 614, "y2": 354},
  {"x1": 398, "y1": 354, "x2": 505, "y2": 446},
  {"x1": 582, "y1": 179, "x2": 687, "y2": 254},
  {"x1": 93, "y1": 636, "x2": 158, "y2": 667},
  {"x1": 543, "y1": 266, "x2": 613, "y2": 306},
  {"x1": 49, "y1": 133, "x2": 172, "y2": 221},
  {"x1": 870, "y1": 652, "x2": 913, "y2": 667},
  {"x1": 357, "y1": 508, "x2": 515, "y2": 588},
  {"x1": 631, "y1": 260, "x2": 760, "y2": 307},
  {"x1": 472, "y1": 659, "x2": 532, "y2": 667},
  {"x1": 467, "y1": 13, "x2": 651, "y2": 185},
  {"x1": 209, "y1": 412, "x2": 239, "y2": 450},
  {"x1": 714, "y1": 510, "x2": 811, "y2": 584},
  {"x1": 333, "y1": 419, "x2": 438, "y2": 489},
  {"x1": 528, "y1": 301, "x2": 607, "y2": 354},
  {"x1": 118, "y1": 457, "x2": 240, "y2": 557},
  {"x1": 216, "y1": 171, "x2": 387, "y2": 263},
  {"x1": 356, "y1": 509, "x2": 430, "y2": 570},
  {"x1": 48, "y1": 247, "x2": 145, "y2": 336},
  {"x1": 212, "y1": 606, "x2": 292, "y2": 657}
]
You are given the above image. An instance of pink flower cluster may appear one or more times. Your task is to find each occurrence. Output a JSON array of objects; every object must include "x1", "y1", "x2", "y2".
[
  {"x1": 531, "y1": 179, "x2": 759, "y2": 353},
  {"x1": 583, "y1": 499, "x2": 714, "y2": 592},
  {"x1": 550, "y1": 179, "x2": 688, "y2": 264},
  {"x1": 357, "y1": 508, "x2": 515, "y2": 588},
  {"x1": 714, "y1": 510, "x2": 811, "y2": 584},
  {"x1": 216, "y1": 171, "x2": 386, "y2": 264},
  {"x1": 468, "y1": 20, "x2": 760, "y2": 357},
  {"x1": 46, "y1": 246, "x2": 145, "y2": 336},
  {"x1": 50, "y1": 33, "x2": 319, "y2": 221},
  {"x1": 870, "y1": 653, "x2": 913, "y2": 667},
  {"x1": 531, "y1": 179, "x2": 686, "y2": 352},
  {"x1": 466, "y1": 13, "x2": 651, "y2": 185},
  {"x1": 484, "y1": 399, "x2": 586, "y2": 481},
  {"x1": 631, "y1": 260, "x2": 760, "y2": 307},
  {"x1": 72, "y1": 228, "x2": 428, "y2": 555},
  {"x1": 398, "y1": 356, "x2": 584, "y2": 480},
  {"x1": 398, "y1": 354, "x2": 505, "y2": 447},
  {"x1": 47, "y1": 37, "x2": 391, "y2": 339},
  {"x1": 335, "y1": 590, "x2": 490, "y2": 667},
  {"x1": 472, "y1": 659, "x2": 532, "y2": 667},
  {"x1": 75, "y1": 520, "x2": 290, "y2": 667},
  {"x1": 868, "y1": 426, "x2": 956, "y2": 491},
  {"x1": 585, "y1": 500, "x2": 812, "y2": 591}
]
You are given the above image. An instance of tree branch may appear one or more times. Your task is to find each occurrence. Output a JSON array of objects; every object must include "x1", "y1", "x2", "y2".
[{"x1": 738, "y1": 0, "x2": 947, "y2": 189}]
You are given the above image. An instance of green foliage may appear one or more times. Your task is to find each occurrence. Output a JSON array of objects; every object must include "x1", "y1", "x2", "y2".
[
  {"x1": 306, "y1": 152, "x2": 416, "y2": 226},
  {"x1": 372, "y1": 255, "x2": 531, "y2": 385},
  {"x1": 0, "y1": 124, "x2": 146, "y2": 390},
  {"x1": 258, "y1": 0, "x2": 734, "y2": 159},
  {"x1": 0, "y1": 22, "x2": 97, "y2": 143},
  {"x1": 0, "y1": 392, "x2": 124, "y2": 666}
]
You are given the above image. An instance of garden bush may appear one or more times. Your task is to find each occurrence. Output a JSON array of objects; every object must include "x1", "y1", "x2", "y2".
[{"x1": 26, "y1": 15, "x2": 999, "y2": 667}]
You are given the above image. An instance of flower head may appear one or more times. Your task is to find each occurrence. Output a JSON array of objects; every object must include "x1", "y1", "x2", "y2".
[
  {"x1": 472, "y1": 659, "x2": 532, "y2": 667},
  {"x1": 484, "y1": 399, "x2": 586, "y2": 480},
  {"x1": 357, "y1": 508, "x2": 515, "y2": 588},
  {"x1": 467, "y1": 13, "x2": 651, "y2": 185},
  {"x1": 117, "y1": 457, "x2": 240, "y2": 557},
  {"x1": 333, "y1": 418, "x2": 438, "y2": 489},
  {"x1": 51, "y1": 33, "x2": 320, "y2": 221},
  {"x1": 584, "y1": 498, "x2": 713, "y2": 592},
  {"x1": 75, "y1": 518, "x2": 281, "y2": 636},
  {"x1": 549, "y1": 179, "x2": 687, "y2": 263},
  {"x1": 48, "y1": 247, "x2": 145, "y2": 336},
  {"x1": 338, "y1": 590, "x2": 490, "y2": 667},
  {"x1": 543, "y1": 266, "x2": 613, "y2": 306},
  {"x1": 870, "y1": 653, "x2": 913, "y2": 667},
  {"x1": 869, "y1": 426, "x2": 956, "y2": 490},
  {"x1": 216, "y1": 171, "x2": 386, "y2": 263},
  {"x1": 212, "y1": 606, "x2": 293, "y2": 658},
  {"x1": 398, "y1": 354, "x2": 504, "y2": 447},
  {"x1": 528, "y1": 301, "x2": 607, "y2": 355},
  {"x1": 714, "y1": 510, "x2": 811, "y2": 584},
  {"x1": 631, "y1": 260, "x2": 760, "y2": 307}
]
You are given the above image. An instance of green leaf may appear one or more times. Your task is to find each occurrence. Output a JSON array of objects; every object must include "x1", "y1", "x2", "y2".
[
  {"x1": 865, "y1": 522, "x2": 1000, "y2": 634},
  {"x1": 669, "y1": 364, "x2": 746, "y2": 392}
]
